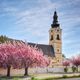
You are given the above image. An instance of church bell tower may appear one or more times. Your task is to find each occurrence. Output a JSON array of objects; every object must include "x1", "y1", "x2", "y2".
[{"x1": 49, "y1": 11, "x2": 62, "y2": 65}]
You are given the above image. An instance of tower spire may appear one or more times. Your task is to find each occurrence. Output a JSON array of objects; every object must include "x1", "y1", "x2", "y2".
[{"x1": 51, "y1": 11, "x2": 60, "y2": 28}]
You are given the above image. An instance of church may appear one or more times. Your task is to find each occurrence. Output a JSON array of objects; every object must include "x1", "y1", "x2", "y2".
[
  {"x1": 28, "y1": 11, "x2": 63, "y2": 67},
  {"x1": 0, "y1": 11, "x2": 63, "y2": 67}
]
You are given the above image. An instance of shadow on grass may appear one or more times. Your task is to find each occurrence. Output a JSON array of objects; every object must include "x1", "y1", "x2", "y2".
[{"x1": 0, "y1": 75, "x2": 31, "y2": 80}]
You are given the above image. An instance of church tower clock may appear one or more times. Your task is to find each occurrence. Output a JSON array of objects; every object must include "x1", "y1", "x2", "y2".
[{"x1": 49, "y1": 11, "x2": 62, "y2": 66}]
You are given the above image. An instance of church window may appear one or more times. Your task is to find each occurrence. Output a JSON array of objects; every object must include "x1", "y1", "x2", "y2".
[
  {"x1": 51, "y1": 30, "x2": 53, "y2": 32},
  {"x1": 50, "y1": 35, "x2": 53, "y2": 40},
  {"x1": 57, "y1": 29, "x2": 59, "y2": 32},
  {"x1": 56, "y1": 34, "x2": 60, "y2": 40}
]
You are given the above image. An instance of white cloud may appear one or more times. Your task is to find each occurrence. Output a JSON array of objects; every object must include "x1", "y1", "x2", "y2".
[{"x1": 0, "y1": 0, "x2": 80, "y2": 58}]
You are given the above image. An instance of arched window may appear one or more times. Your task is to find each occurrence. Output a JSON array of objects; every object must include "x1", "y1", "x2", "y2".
[
  {"x1": 50, "y1": 35, "x2": 53, "y2": 40},
  {"x1": 56, "y1": 34, "x2": 60, "y2": 40}
]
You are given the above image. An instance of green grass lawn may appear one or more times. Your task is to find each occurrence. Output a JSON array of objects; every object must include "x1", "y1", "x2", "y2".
[
  {"x1": 31, "y1": 73, "x2": 80, "y2": 80},
  {"x1": 0, "y1": 72, "x2": 80, "y2": 80},
  {"x1": 31, "y1": 75, "x2": 80, "y2": 80}
]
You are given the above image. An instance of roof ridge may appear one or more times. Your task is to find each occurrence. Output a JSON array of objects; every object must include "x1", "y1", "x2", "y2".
[{"x1": 28, "y1": 42, "x2": 50, "y2": 46}]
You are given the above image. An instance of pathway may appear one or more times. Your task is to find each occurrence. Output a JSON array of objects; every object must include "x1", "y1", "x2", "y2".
[{"x1": 58, "y1": 78, "x2": 80, "y2": 80}]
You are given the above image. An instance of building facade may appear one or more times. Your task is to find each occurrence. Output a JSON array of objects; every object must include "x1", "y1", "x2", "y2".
[
  {"x1": 28, "y1": 11, "x2": 63, "y2": 67},
  {"x1": 49, "y1": 11, "x2": 62, "y2": 67}
]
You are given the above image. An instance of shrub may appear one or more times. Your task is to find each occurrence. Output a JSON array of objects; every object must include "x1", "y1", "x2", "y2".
[
  {"x1": 31, "y1": 77, "x2": 54, "y2": 80},
  {"x1": 31, "y1": 77, "x2": 38, "y2": 80},
  {"x1": 43, "y1": 77, "x2": 54, "y2": 80},
  {"x1": 62, "y1": 75, "x2": 68, "y2": 78},
  {"x1": 72, "y1": 66, "x2": 76, "y2": 72},
  {"x1": 31, "y1": 77, "x2": 35, "y2": 80},
  {"x1": 13, "y1": 78, "x2": 19, "y2": 80},
  {"x1": 64, "y1": 67, "x2": 68, "y2": 73}
]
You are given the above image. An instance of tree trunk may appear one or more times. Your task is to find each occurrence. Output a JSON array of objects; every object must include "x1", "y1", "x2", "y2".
[
  {"x1": 24, "y1": 67, "x2": 28, "y2": 76},
  {"x1": 7, "y1": 66, "x2": 11, "y2": 77},
  {"x1": 76, "y1": 66, "x2": 78, "y2": 72}
]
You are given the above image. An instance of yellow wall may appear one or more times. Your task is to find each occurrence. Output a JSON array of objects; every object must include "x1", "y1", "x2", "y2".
[{"x1": 49, "y1": 26, "x2": 63, "y2": 67}]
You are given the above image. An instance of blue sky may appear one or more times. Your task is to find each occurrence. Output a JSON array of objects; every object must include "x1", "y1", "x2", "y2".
[{"x1": 0, "y1": 0, "x2": 80, "y2": 58}]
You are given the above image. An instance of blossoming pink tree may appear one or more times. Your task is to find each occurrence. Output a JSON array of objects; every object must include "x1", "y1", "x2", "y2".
[
  {"x1": 70, "y1": 55, "x2": 80, "y2": 72},
  {"x1": 0, "y1": 41, "x2": 50, "y2": 77},
  {"x1": 14, "y1": 42, "x2": 50, "y2": 76},
  {"x1": 0, "y1": 42, "x2": 18, "y2": 77},
  {"x1": 62, "y1": 60, "x2": 70, "y2": 72},
  {"x1": 62, "y1": 60, "x2": 70, "y2": 67}
]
